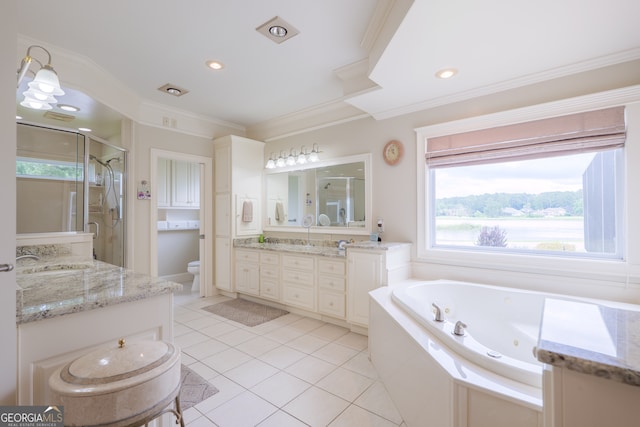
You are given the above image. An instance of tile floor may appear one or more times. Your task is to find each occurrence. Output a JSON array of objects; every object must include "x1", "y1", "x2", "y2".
[{"x1": 173, "y1": 287, "x2": 406, "y2": 427}]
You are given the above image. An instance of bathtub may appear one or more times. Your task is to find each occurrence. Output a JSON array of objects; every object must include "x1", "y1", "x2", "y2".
[
  {"x1": 369, "y1": 280, "x2": 548, "y2": 427},
  {"x1": 391, "y1": 280, "x2": 544, "y2": 388}
]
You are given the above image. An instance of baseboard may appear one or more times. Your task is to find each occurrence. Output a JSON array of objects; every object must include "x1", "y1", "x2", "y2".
[{"x1": 160, "y1": 272, "x2": 192, "y2": 283}]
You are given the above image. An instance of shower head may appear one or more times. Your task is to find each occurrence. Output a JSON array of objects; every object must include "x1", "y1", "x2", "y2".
[
  {"x1": 89, "y1": 154, "x2": 108, "y2": 167},
  {"x1": 324, "y1": 183, "x2": 331, "y2": 190}
]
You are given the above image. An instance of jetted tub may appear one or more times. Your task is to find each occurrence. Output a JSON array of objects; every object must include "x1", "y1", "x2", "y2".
[
  {"x1": 391, "y1": 280, "x2": 545, "y2": 388},
  {"x1": 369, "y1": 280, "x2": 554, "y2": 427}
]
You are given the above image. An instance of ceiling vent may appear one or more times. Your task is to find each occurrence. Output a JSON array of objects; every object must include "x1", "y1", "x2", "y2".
[
  {"x1": 43, "y1": 111, "x2": 75, "y2": 122},
  {"x1": 256, "y1": 16, "x2": 299, "y2": 44},
  {"x1": 158, "y1": 84, "x2": 189, "y2": 97}
]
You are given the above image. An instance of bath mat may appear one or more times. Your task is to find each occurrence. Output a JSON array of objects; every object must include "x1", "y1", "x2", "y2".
[
  {"x1": 179, "y1": 364, "x2": 219, "y2": 410},
  {"x1": 202, "y1": 298, "x2": 288, "y2": 327}
]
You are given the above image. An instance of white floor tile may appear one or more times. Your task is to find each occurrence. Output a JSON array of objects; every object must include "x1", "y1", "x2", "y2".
[
  {"x1": 235, "y1": 335, "x2": 281, "y2": 357},
  {"x1": 264, "y1": 325, "x2": 306, "y2": 343},
  {"x1": 334, "y1": 332, "x2": 368, "y2": 351},
  {"x1": 174, "y1": 323, "x2": 192, "y2": 337},
  {"x1": 257, "y1": 410, "x2": 309, "y2": 427},
  {"x1": 200, "y1": 321, "x2": 240, "y2": 338},
  {"x1": 288, "y1": 317, "x2": 325, "y2": 333},
  {"x1": 354, "y1": 381, "x2": 403, "y2": 425},
  {"x1": 316, "y1": 366, "x2": 375, "y2": 402},
  {"x1": 206, "y1": 391, "x2": 277, "y2": 427},
  {"x1": 329, "y1": 404, "x2": 399, "y2": 427},
  {"x1": 183, "y1": 315, "x2": 223, "y2": 330},
  {"x1": 186, "y1": 361, "x2": 220, "y2": 381},
  {"x1": 175, "y1": 331, "x2": 211, "y2": 349},
  {"x1": 193, "y1": 375, "x2": 244, "y2": 414},
  {"x1": 185, "y1": 413, "x2": 217, "y2": 427},
  {"x1": 341, "y1": 351, "x2": 379, "y2": 379},
  {"x1": 283, "y1": 386, "x2": 349, "y2": 427},
  {"x1": 286, "y1": 333, "x2": 331, "y2": 354},
  {"x1": 285, "y1": 355, "x2": 337, "y2": 384},
  {"x1": 201, "y1": 347, "x2": 253, "y2": 373},
  {"x1": 251, "y1": 371, "x2": 311, "y2": 408},
  {"x1": 312, "y1": 342, "x2": 359, "y2": 366},
  {"x1": 215, "y1": 328, "x2": 258, "y2": 346},
  {"x1": 224, "y1": 358, "x2": 279, "y2": 389},
  {"x1": 259, "y1": 345, "x2": 307, "y2": 369},
  {"x1": 309, "y1": 323, "x2": 350, "y2": 341},
  {"x1": 183, "y1": 338, "x2": 229, "y2": 360}
]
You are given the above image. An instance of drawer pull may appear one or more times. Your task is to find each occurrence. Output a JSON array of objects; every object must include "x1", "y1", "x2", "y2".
[{"x1": 329, "y1": 302, "x2": 334, "y2": 307}]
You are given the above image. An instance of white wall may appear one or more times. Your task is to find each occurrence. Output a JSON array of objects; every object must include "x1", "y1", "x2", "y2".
[{"x1": 259, "y1": 61, "x2": 640, "y2": 304}]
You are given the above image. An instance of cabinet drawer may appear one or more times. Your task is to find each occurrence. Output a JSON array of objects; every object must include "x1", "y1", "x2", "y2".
[
  {"x1": 236, "y1": 250, "x2": 259, "y2": 263},
  {"x1": 282, "y1": 269, "x2": 314, "y2": 286},
  {"x1": 318, "y1": 275, "x2": 346, "y2": 292},
  {"x1": 283, "y1": 284, "x2": 315, "y2": 310},
  {"x1": 282, "y1": 255, "x2": 314, "y2": 271},
  {"x1": 318, "y1": 291, "x2": 345, "y2": 318},
  {"x1": 260, "y1": 265, "x2": 279, "y2": 280},
  {"x1": 260, "y1": 278, "x2": 280, "y2": 300},
  {"x1": 318, "y1": 259, "x2": 345, "y2": 275},
  {"x1": 260, "y1": 252, "x2": 280, "y2": 265}
]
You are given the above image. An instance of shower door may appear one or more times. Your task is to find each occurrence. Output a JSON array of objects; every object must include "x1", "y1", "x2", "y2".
[{"x1": 86, "y1": 138, "x2": 126, "y2": 267}]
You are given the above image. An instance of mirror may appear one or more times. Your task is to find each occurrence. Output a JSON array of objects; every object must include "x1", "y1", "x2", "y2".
[{"x1": 264, "y1": 154, "x2": 371, "y2": 234}]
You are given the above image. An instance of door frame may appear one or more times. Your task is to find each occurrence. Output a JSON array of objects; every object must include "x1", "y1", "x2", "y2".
[{"x1": 150, "y1": 149, "x2": 213, "y2": 297}]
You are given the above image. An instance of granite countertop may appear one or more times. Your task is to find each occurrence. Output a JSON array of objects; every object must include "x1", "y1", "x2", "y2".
[
  {"x1": 234, "y1": 239, "x2": 411, "y2": 258},
  {"x1": 16, "y1": 257, "x2": 182, "y2": 325},
  {"x1": 535, "y1": 298, "x2": 640, "y2": 387}
]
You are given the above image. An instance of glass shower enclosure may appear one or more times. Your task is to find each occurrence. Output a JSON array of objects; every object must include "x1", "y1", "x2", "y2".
[{"x1": 16, "y1": 123, "x2": 127, "y2": 267}]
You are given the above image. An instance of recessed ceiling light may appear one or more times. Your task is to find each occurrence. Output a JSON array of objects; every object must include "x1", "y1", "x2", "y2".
[
  {"x1": 158, "y1": 83, "x2": 189, "y2": 97},
  {"x1": 256, "y1": 16, "x2": 299, "y2": 44},
  {"x1": 78, "y1": 127, "x2": 92, "y2": 132},
  {"x1": 205, "y1": 60, "x2": 224, "y2": 70},
  {"x1": 58, "y1": 104, "x2": 80, "y2": 112},
  {"x1": 435, "y1": 68, "x2": 458, "y2": 79},
  {"x1": 269, "y1": 25, "x2": 287, "y2": 37}
]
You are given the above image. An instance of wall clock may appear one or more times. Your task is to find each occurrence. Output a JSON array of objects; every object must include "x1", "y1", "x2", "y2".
[{"x1": 383, "y1": 140, "x2": 403, "y2": 165}]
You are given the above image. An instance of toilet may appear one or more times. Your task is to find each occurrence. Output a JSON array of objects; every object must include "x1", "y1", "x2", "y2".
[{"x1": 187, "y1": 260, "x2": 200, "y2": 292}]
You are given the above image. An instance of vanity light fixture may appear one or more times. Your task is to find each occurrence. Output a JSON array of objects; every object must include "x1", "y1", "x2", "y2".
[
  {"x1": 264, "y1": 145, "x2": 321, "y2": 169},
  {"x1": 58, "y1": 104, "x2": 80, "y2": 112},
  {"x1": 435, "y1": 68, "x2": 458, "y2": 79},
  {"x1": 17, "y1": 45, "x2": 65, "y2": 110},
  {"x1": 308, "y1": 143, "x2": 320, "y2": 162}
]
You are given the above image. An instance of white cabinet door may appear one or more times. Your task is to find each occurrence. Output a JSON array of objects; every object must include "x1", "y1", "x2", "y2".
[
  {"x1": 215, "y1": 144, "x2": 231, "y2": 193},
  {"x1": 157, "y1": 158, "x2": 171, "y2": 207},
  {"x1": 215, "y1": 237, "x2": 231, "y2": 291},
  {"x1": 347, "y1": 251, "x2": 383, "y2": 326},
  {"x1": 172, "y1": 160, "x2": 199, "y2": 207},
  {"x1": 215, "y1": 194, "x2": 231, "y2": 237}
]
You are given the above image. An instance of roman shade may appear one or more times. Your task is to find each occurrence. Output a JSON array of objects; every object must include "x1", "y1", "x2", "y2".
[{"x1": 426, "y1": 107, "x2": 626, "y2": 168}]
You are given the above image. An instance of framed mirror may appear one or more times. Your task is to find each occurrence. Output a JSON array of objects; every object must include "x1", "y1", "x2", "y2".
[{"x1": 264, "y1": 154, "x2": 372, "y2": 235}]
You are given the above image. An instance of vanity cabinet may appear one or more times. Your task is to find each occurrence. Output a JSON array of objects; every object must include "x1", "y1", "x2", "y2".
[
  {"x1": 282, "y1": 254, "x2": 316, "y2": 311},
  {"x1": 260, "y1": 252, "x2": 281, "y2": 300},
  {"x1": 235, "y1": 249, "x2": 260, "y2": 296},
  {"x1": 347, "y1": 244, "x2": 412, "y2": 327},
  {"x1": 214, "y1": 135, "x2": 264, "y2": 292},
  {"x1": 318, "y1": 259, "x2": 346, "y2": 319}
]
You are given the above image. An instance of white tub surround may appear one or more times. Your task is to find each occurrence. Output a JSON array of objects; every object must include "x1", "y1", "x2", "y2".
[
  {"x1": 233, "y1": 239, "x2": 411, "y2": 331},
  {"x1": 369, "y1": 283, "x2": 542, "y2": 427},
  {"x1": 536, "y1": 298, "x2": 640, "y2": 427},
  {"x1": 16, "y1": 248, "x2": 181, "y2": 408}
]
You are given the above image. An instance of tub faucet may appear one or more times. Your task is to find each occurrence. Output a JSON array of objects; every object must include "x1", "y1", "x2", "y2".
[
  {"x1": 432, "y1": 303, "x2": 444, "y2": 322},
  {"x1": 17, "y1": 254, "x2": 40, "y2": 261},
  {"x1": 453, "y1": 321, "x2": 467, "y2": 336}
]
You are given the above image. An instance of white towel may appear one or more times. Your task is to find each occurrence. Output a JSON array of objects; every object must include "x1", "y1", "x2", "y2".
[
  {"x1": 242, "y1": 200, "x2": 253, "y2": 222},
  {"x1": 275, "y1": 201, "x2": 284, "y2": 222}
]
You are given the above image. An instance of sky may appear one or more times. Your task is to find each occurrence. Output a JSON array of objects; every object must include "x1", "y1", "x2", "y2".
[{"x1": 434, "y1": 152, "x2": 598, "y2": 198}]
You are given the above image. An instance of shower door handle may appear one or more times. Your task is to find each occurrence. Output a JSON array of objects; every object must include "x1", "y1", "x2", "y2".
[
  {"x1": 0, "y1": 263, "x2": 14, "y2": 272},
  {"x1": 87, "y1": 222, "x2": 100, "y2": 239}
]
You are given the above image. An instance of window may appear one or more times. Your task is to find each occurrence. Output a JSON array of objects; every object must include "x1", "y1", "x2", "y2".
[
  {"x1": 16, "y1": 156, "x2": 82, "y2": 181},
  {"x1": 426, "y1": 107, "x2": 625, "y2": 260}
]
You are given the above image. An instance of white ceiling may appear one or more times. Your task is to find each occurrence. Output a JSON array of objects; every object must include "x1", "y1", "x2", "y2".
[{"x1": 15, "y1": 0, "x2": 640, "y2": 139}]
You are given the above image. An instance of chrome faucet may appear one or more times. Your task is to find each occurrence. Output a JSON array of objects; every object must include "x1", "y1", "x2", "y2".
[
  {"x1": 432, "y1": 303, "x2": 444, "y2": 322},
  {"x1": 453, "y1": 321, "x2": 467, "y2": 336},
  {"x1": 17, "y1": 254, "x2": 40, "y2": 261}
]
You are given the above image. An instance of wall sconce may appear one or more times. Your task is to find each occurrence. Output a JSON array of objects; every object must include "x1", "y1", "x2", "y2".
[
  {"x1": 16, "y1": 45, "x2": 65, "y2": 110},
  {"x1": 264, "y1": 145, "x2": 321, "y2": 169}
]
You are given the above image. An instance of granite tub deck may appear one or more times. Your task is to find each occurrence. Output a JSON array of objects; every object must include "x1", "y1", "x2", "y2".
[
  {"x1": 16, "y1": 257, "x2": 182, "y2": 324},
  {"x1": 536, "y1": 298, "x2": 640, "y2": 386}
]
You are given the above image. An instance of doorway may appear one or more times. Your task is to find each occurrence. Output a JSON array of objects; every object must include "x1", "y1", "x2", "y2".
[{"x1": 149, "y1": 149, "x2": 213, "y2": 297}]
